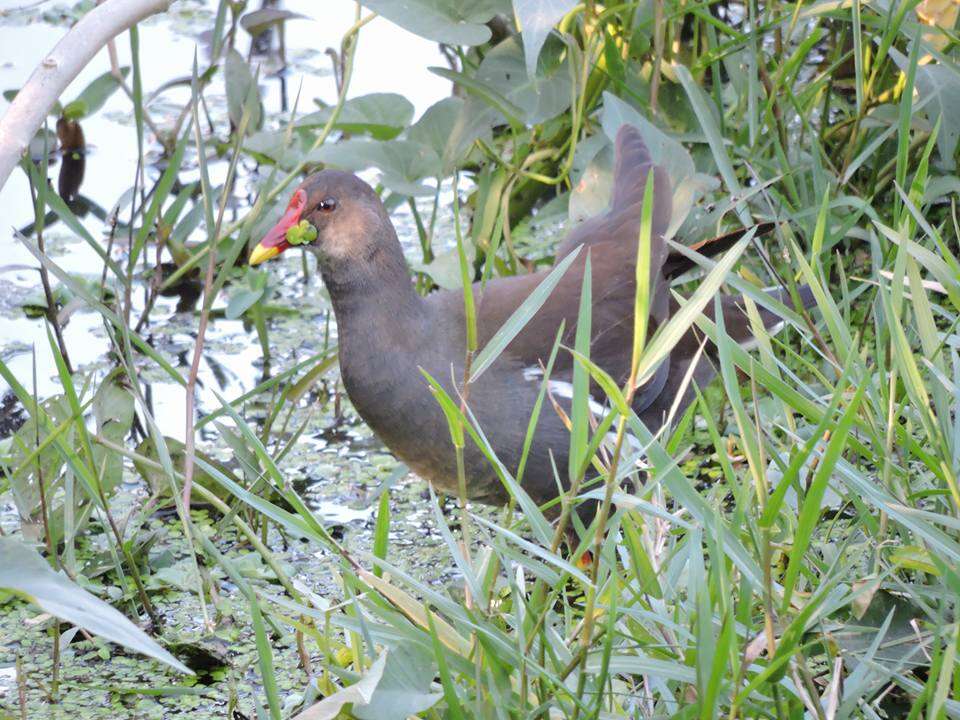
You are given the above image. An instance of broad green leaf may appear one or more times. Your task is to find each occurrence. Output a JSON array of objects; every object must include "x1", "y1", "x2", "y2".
[
  {"x1": 310, "y1": 138, "x2": 434, "y2": 196},
  {"x1": 600, "y1": 93, "x2": 710, "y2": 236},
  {"x1": 568, "y1": 132, "x2": 613, "y2": 222},
  {"x1": 293, "y1": 652, "x2": 386, "y2": 720},
  {"x1": 0, "y1": 537, "x2": 190, "y2": 674},
  {"x1": 67, "y1": 68, "x2": 130, "y2": 119},
  {"x1": 353, "y1": 643, "x2": 442, "y2": 720},
  {"x1": 408, "y1": 96, "x2": 495, "y2": 172},
  {"x1": 224, "y1": 49, "x2": 262, "y2": 134},
  {"x1": 297, "y1": 93, "x2": 414, "y2": 140},
  {"x1": 890, "y1": 46, "x2": 960, "y2": 170},
  {"x1": 467, "y1": 34, "x2": 572, "y2": 125},
  {"x1": 411, "y1": 241, "x2": 476, "y2": 290},
  {"x1": 226, "y1": 270, "x2": 269, "y2": 320},
  {"x1": 915, "y1": 63, "x2": 960, "y2": 170},
  {"x1": 512, "y1": 0, "x2": 577, "y2": 77},
  {"x1": 91, "y1": 374, "x2": 134, "y2": 492},
  {"x1": 358, "y1": 0, "x2": 507, "y2": 45},
  {"x1": 673, "y1": 63, "x2": 750, "y2": 226},
  {"x1": 310, "y1": 97, "x2": 494, "y2": 191},
  {"x1": 240, "y1": 8, "x2": 306, "y2": 36}
]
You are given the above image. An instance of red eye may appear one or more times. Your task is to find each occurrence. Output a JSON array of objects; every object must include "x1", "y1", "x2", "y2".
[{"x1": 318, "y1": 197, "x2": 337, "y2": 212}]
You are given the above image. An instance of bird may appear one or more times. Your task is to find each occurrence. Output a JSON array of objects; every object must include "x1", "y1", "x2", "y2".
[{"x1": 249, "y1": 124, "x2": 814, "y2": 526}]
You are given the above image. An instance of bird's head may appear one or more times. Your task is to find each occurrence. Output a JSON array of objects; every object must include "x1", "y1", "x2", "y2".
[{"x1": 249, "y1": 170, "x2": 386, "y2": 267}]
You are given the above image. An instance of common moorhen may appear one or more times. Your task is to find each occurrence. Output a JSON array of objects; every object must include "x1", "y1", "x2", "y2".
[{"x1": 249, "y1": 125, "x2": 813, "y2": 515}]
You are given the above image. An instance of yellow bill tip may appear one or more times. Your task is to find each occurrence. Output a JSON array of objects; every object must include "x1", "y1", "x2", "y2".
[{"x1": 249, "y1": 243, "x2": 281, "y2": 266}]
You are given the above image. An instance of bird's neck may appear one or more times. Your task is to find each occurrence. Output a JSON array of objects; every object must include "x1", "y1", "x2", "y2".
[
  {"x1": 320, "y1": 230, "x2": 432, "y2": 440},
  {"x1": 320, "y1": 228, "x2": 426, "y2": 351}
]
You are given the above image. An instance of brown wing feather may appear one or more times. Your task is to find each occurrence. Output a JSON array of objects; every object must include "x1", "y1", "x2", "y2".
[
  {"x1": 465, "y1": 126, "x2": 674, "y2": 401},
  {"x1": 555, "y1": 125, "x2": 673, "y2": 263}
]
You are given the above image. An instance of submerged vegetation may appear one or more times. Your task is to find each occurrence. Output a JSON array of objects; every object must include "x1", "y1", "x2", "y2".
[{"x1": 1, "y1": 0, "x2": 960, "y2": 717}]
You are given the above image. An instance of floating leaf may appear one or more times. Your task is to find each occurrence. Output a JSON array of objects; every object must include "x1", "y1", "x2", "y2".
[{"x1": 0, "y1": 537, "x2": 190, "y2": 674}]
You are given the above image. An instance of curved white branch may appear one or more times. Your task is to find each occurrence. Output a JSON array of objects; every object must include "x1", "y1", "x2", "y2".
[{"x1": 0, "y1": 0, "x2": 172, "y2": 192}]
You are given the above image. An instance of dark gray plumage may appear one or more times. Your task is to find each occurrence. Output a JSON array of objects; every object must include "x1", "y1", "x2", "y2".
[{"x1": 252, "y1": 125, "x2": 814, "y2": 514}]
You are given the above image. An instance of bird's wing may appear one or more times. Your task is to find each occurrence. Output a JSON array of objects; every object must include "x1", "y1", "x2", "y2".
[
  {"x1": 638, "y1": 285, "x2": 816, "y2": 429},
  {"x1": 443, "y1": 126, "x2": 675, "y2": 405},
  {"x1": 555, "y1": 124, "x2": 673, "y2": 265}
]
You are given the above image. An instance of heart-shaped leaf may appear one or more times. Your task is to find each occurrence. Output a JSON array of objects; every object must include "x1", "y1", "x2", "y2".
[{"x1": 358, "y1": 0, "x2": 507, "y2": 45}]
